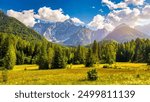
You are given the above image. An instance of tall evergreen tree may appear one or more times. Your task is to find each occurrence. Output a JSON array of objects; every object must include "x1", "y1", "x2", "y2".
[
  {"x1": 4, "y1": 43, "x2": 16, "y2": 69},
  {"x1": 51, "y1": 46, "x2": 66, "y2": 69},
  {"x1": 16, "y1": 50, "x2": 24, "y2": 65},
  {"x1": 73, "y1": 45, "x2": 85, "y2": 64},
  {"x1": 85, "y1": 48, "x2": 95, "y2": 67},
  {"x1": 38, "y1": 42, "x2": 49, "y2": 69},
  {"x1": 105, "y1": 43, "x2": 116, "y2": 64},
  {"x1": 92, "y1": 40, "x2": 99, "y2": 63}
]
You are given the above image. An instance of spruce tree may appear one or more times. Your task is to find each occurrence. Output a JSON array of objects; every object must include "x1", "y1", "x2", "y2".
[
  {"x1": 51, "y1": 46, "x2": 66, "y2": 69},
  {"x1": 16, "y1": 50, "x2": 24, "y2": 65},
  {"x1": 85, "y1": 48, "x2": 95, "y2": 67},
  {"x1": 38, "y1": 42, "x2": 49, "y2": 70},
  {"x1": 92, "y1": 40, "x2": 99, "y2": 63},
  {"x1": 73, "y1": 45, "x2": 85, "y2": 64}
]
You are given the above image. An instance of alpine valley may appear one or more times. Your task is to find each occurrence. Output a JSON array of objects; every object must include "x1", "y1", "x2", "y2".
[{"x1": 33, "y1": 19, "x2": 150, "y2": 46}]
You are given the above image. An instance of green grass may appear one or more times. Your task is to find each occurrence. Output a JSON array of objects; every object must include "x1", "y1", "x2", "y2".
[{"x1": 0, "y1": 63, "x2": 150, "y2": 85}]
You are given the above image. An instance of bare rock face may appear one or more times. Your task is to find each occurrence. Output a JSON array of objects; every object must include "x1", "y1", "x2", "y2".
[{"x1": 33, "y1": 19, "x2": 108, "y2": 46}]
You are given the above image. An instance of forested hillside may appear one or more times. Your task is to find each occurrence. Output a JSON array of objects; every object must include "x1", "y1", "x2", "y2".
[{"x1": 0, "y1": 11, "x2": 43, "y2": 41}]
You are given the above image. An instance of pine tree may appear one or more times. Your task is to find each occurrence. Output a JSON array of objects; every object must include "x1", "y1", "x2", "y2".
[
  {"x1": 38, "y1": 42, "x2": 49, "y2": 69},
  {"x1": 51, "y1": 46, "x2": 66, "y2": 69},
  {"x1": 85, "y1": 48, "x2": 95, "y2": 67},
  {"x1": 4, "y1": 44, "x2": 16, "y2": 69},
  {"x1": 92, "y1": 40, "x2": 99, "y2": 63},
  {"x1": 73, "y1": 45, "x2": 85, "y2": 64},
  {"x1": 105, "y1": 43, "x2": 116, "y2": 64},
  {"x1": 16, "y1": 50, "x2": 24, "y2": 65}
]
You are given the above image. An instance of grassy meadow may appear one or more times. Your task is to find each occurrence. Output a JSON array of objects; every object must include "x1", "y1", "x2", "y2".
[{"x1": 0, "y1": 62, "x2": 150, "y2": 85}]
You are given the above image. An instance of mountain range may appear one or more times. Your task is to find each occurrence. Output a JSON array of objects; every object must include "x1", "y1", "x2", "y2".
[
  {"x1": 33, "y1": 19, "x2": 150, "y2": 46},
  {"x1": 0, "y1": 11, "x2": 149, "y2": 46},
  {"x1": 33, "y1": 19, "x2": 109, "y2": 46}
]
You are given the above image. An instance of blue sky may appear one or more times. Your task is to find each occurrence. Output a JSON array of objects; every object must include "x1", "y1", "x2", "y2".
[
  {"x1": 0, "y1": 0, "x2": 110, "y2": 23},
  {"x1": 1, "y1": 0, "x2": 150, "y2": 31}
]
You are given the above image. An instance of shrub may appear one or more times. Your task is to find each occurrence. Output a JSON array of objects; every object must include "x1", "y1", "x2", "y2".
[{"x1": 87, "y1": 69, "x2": 98, "y2": 81}]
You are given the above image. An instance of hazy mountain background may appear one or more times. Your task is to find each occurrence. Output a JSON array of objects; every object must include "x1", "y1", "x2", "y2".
[
  {"x1": 33, "y1": 19, "x2": 150, "y2": 46},
  {"x1": 104, "y1": 23, "x2": 150, "y2": 43}
]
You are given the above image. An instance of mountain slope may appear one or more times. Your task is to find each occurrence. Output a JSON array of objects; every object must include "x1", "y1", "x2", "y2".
[
  {"x1": 135, "y1": 24, "x2": 150, "y2": 36},
  {"x1": 104, "y1": 23, "x2": 150, "y2": 43},
  {"x1": 0, "y1": 11, "x2": 43, "y2": 41},
  {"x1": 33, "y1": 19, "x2": 108, "y2": 46}
]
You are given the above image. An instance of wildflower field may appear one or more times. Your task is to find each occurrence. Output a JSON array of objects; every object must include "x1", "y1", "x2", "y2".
[{"x1": 0, "y1": 63, "x2": 150, "y2": 85}]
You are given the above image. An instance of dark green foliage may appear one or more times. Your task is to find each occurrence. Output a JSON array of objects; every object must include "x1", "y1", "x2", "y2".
[
  {"x1": 0, "y1": 11, "x2": 43, "y2": 41},
  {"x1": 87, "y1": 69, "x2": 98, "y2": 81},
  {"x1": 73, "y1": 45, "x2": 86, "y2": 64},
  {"x1": 51, "y1": 46, "x2": 67, "y2": 69},
  {"x1": 16, "y1": 50, "x2": 24, "y2": 65},
  {"x1": 38, "y1": 42, "x2": 49, "y2": 69},
  {"x1": 85, "y1": 48, "x2": 95, "y2": 67},
  {"x1": 92, "y1": 40, "x2": 99, "y2": 63}
]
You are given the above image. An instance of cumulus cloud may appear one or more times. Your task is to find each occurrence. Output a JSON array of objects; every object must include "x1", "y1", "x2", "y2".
[
  {"x1": 71, "y1": 17, "x2": 85, "y2": 25},
  {"x1": 35, "y1": 7, "x2": 70, "y2": 22},
  {"x1": 7, "y1": 9, "x2": 36, "y2": 27},
  {"x1": 141, "y1": 5, "x2": 150, "y2": 18},
  {"x1": 102, "y1": 0, "x2": 127, "y2": 9},
  {"x1": 125, "y1": 0, "x2": 145, "y2": 6},
  {"x1": 88, "y1": 15, "x2": 105, "y2": 29},
  {"x1": 88, "y1": 5, "x2": 149, "y2": 31},
  {"x1": 88, "y1": 15, "x2": 114, "y2": 31},
  {"x1": 7, "y1": 7, "x2": 85, "y2": 27},
  {"x1": 107, "y1": 7, "x2": 141, "y2": 27},
  {"x1": 102, "y1": 0, "x2": 145, "y2": 10}
]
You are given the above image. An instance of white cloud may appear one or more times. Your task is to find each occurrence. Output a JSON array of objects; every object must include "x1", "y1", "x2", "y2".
[
  {"x1": 102, "y1": 0, "x2": 127, "y2": 9},
  {"x1": 88, "y1": 15, "x2": 114, "y2": 31},
  {"x1": 125, "y1": 0, "x2": 145, "y2": 6},
  {"x1": 71, "y1": 17, "x2": 85, "y2": 25},
  {"x1": 102, "y1": 0, "x2": 145, "y2": 10},
  {"x1": 88, "y1": 15, "x2": 105, "y2": 30},
  {"x1": 141, "y1": 5, "x2": 150, "y2": 18},
  {"x1": 107, "y1": 7, "x2": 141, "y2": 27},
  {"x1": 7, "y1": 9, "x2": 36, "y2": 27},
  {"x1": 35, "y1": 7, "x2": 70, "y2": 22},
  {"x1": 88, "y1": 6, "x2": 146, "y2": 31},
  {"x1": 7, "y1": 7, "x2": 85, "y2": 27}
]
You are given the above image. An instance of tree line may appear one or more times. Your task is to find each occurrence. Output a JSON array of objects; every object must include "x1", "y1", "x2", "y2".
[{"x1": 0, "y1": 33, "x2": 150, "y2": 70}]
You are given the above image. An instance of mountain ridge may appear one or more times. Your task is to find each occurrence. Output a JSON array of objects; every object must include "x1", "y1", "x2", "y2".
[
  {"x1": 33, "y1": 19, "x2": 109, "y2": 46},
  {"x1": 0, "y1": 11, "x2": 43, "y2": 41},
  {"x1": 104, "y1": 23, "x2": 150, "y2": 43}
]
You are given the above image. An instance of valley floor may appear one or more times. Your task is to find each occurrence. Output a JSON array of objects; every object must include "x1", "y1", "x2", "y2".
[{"x1": 0, "y1": 63, "x2": 150, "y2": 85}]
